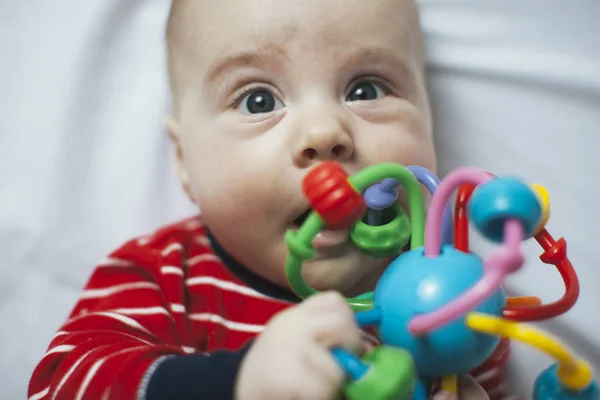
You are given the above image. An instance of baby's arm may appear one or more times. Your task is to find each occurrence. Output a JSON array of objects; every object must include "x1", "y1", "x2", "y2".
[
  {"x1": 28, "y1": 232, "x2": 363, "y2": 400},
  {"x1": 27, "y1": 237, "x2": 249, "y2": 400}
]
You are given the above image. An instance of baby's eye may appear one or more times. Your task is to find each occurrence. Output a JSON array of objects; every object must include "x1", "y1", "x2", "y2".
[
  {"x1": 236, "y1": 89, "x2": 284, "y2": 114},
  {"x1": 346, "y1": 81, "x2": 388, "y2": 102}
]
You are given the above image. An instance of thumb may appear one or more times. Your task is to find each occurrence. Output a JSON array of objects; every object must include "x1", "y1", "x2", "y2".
[
  {"x1": 457, "y1": 375, "x2": 490, "y2": 399},
  {"x1": 431, "y1": 392, "x2": 457, "y2": 400}
]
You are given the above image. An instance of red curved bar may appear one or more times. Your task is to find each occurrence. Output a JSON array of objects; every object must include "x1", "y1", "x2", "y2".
[
  {"x1": 502, "y1": 229, "x2": 580, "y2": 320},
  {"x1": 454, "y1": 183, "x2": 476, "y2": 253},
  {"x1": 452, "y1": 184, "x2": 580, "y2": 321}
]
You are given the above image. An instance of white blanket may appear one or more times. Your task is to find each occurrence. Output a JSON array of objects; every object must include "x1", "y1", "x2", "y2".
[{"x1": 1, "y1": 0, "x2": 598, "y2": 398}]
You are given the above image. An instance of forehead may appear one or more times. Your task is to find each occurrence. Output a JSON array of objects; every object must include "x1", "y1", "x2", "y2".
[{"x1": 170, "y1": 0, "x2": 420, "y2": 69}]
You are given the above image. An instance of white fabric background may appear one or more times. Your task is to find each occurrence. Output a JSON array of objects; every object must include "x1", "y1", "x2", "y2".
[{"x1": 1, "y1": 0, "x2": 598, "y2": 398}]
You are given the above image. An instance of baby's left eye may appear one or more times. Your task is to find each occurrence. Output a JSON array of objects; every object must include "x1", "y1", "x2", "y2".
[{"x1": 346, "y1": 81, "x2": 388, "y2": 102}]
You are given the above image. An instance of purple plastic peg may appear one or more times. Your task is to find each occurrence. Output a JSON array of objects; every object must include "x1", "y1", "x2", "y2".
[{"x1": 363, "y1": 166, "x2": 454, "y2": 245}]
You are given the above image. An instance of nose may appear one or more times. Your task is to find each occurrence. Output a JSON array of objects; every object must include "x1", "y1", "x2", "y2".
[{"x1": 292, "y1": 110, "x2": 354, "y2": 167}]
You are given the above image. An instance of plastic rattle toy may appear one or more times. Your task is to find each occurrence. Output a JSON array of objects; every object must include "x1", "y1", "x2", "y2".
[{"x1": 284, "y1": 161, "x2": 599, "y2": 400}]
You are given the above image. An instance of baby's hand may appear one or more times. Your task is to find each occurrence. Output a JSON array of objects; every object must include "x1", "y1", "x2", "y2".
[
  {"x1": 235, "y1": 291, "x2": 364, "y2": 400},
  {"x1": 432, "y1": 375, "x2": 490, "y2": 400}
]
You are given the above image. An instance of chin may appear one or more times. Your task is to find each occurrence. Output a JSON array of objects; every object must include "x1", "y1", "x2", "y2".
[{"x1": 301, "y1": 250, "x2": 385, "y2": 296}]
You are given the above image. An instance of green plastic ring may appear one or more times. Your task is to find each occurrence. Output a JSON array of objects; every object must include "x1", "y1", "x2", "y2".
[
  {"x1": 350, "y1": 203, "x2": 411, "y2": 259},
  {"x1": 344, "y1": 346, "x2": 416, "y2": 400}
]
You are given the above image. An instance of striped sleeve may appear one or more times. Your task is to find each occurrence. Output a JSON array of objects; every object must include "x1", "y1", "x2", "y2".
[{"x1": 27, "y1": 234, "x2": 249, "y2": 400}]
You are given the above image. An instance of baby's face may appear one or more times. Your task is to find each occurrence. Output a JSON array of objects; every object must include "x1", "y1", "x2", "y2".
[{"x1": 168, "y1": 0, "x2": 436, "y2": 295}]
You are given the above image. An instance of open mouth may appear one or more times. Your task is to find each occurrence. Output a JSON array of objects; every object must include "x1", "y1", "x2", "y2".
[
  {"x1": 293, "y1": 208, "x2": 312, "y2": 227},
  {"x1": 292, "y1": 206, "x2": 352, "y2": 250}
]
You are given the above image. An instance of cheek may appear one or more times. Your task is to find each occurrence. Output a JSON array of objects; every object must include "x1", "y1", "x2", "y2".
[
  {"x1": 360, "y1": 105, "x2": 436, "y2": 172},
  {"x1": 180, "y1": 129, "x2": 289, "y2": 227},
  {"x1": 185, "y1": 146, "x2": 251, "y2": 217}
]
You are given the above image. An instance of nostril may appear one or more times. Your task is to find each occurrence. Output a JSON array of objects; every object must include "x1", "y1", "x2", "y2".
[
  {"x1": 303, "y1": 148, "x2": 317, "y2": 160},
  {"x1": 332, "y1": 145, "x2": 345, "y2": 157}
]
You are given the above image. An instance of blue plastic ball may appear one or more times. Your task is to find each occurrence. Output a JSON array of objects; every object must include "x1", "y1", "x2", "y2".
[
  {"x1": 534, "y1": 363, "x2": 600, "y2": 400},
  {"x1": 469, "y1": 177, "x2": 542, "y2": 243},
  {"x1": 373, "y1": 245, "x2": 506, "y2": 377}
]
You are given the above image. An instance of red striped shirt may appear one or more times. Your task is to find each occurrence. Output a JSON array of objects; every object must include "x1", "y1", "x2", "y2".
[{"x1": 28, "y1": 215, "x2": 514, "y2": 400}]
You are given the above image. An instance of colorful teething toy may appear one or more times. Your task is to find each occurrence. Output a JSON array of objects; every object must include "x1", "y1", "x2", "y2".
[{"x1": 284, "y1": 161, "x2": 597, "y2": 400}]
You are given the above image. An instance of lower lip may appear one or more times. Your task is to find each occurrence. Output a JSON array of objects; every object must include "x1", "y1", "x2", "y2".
[{"x1": 312, "y1": 229, "x2": 350, "y2": 250}]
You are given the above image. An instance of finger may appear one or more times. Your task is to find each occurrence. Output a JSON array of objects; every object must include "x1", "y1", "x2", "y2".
[
  {"x1": 431, "y1": 392, "x2": 457, "y2": 400},
  {"x1": 301, "y1": 291, "x2": 354, "y2": 315},
  {"x1": 305, "y1": 340, "x2": 347, "y2": 390},
  {"x1": 299, "y1": 292, "x2": 364, "y2": 353},
  {"x1": 308, "y1": 308, "x2": 364, "y2": 354},
  {"x1": 260, "y1": 348, "x2": 342, "y2": 400},
  {"x1": 457, "y1": 375, "x2": 490, "y2": 399}
]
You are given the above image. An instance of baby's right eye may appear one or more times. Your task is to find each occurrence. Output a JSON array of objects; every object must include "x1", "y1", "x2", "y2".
[{"x1": 235, "y1": 88, "x2": 284, "y2": 114}]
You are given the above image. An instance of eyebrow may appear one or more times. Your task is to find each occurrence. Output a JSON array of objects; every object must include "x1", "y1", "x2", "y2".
[
  {"x1": 205, "y1": 45, "x2": 288, "y2": 85},
  {"x1": 339, "y1": 45, "x2": 418, "y2": 83},
  {"x1": 203, "y1": 44, "x2": 419, "y2": 97}
]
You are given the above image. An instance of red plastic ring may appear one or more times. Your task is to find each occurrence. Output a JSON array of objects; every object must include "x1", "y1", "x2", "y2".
[{"x1": 302, "y1": 161, "x2": 366, "y2": 230}]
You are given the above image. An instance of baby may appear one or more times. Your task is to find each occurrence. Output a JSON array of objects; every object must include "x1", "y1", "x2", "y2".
[{"x1": 28, "y1": 0, "x2": 508, "y2": 399}]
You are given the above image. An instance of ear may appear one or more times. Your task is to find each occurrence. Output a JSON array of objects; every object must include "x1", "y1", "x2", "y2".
[{"x1": 166, "y1": 115, "x2": 196, "y2": 204}]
